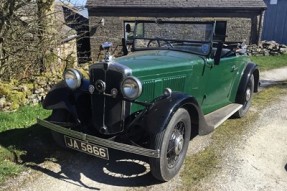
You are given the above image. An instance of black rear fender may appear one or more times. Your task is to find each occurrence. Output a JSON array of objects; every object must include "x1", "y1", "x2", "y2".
[{"x1": 236, "y1": 63, "x2": 259, "y2": 103}]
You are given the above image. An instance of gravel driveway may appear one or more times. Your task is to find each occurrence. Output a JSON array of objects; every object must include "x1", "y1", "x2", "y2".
[
  {"x1": 197, "y1": 90, "x2": 287, "y2": 191},
  {"x1": 195, "y1": 67, "x2": 287, "y2": 190},
  {"x1": 2, "y1": 67, "x2": 287, "y2": 191}
]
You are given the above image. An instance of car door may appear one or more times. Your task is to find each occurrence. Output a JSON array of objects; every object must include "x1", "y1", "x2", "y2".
[{"x1": 201, "y1": 56, "x2": 241, "y2": 114}]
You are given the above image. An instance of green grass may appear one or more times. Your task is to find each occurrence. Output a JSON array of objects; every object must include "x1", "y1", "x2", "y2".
[
  {"x1": 0, "y1": 105, "x2": 51, "y2": 184},
  {"x1": 0, "y1": 160, "x2": 24, "y2": 184},
  {"x1": 181, "y1": 82, "x2": 287, "y2": 190},
  {"x1": 251, "y1": 54, "x2": 287, "y2": 71},
  {"x1": 0, "y1": 105, "x2": 50, "y2": 132}
]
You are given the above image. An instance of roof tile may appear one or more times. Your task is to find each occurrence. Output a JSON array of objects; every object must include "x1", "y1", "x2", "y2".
[{"x1": 86, "y1": 0, "x2": 266, "y2": 9}]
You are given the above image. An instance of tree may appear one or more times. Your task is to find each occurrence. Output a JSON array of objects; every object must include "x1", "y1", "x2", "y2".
[
  {"x1": 36, "y1": 0, "x2": 56, "y2": 73},
  {"x1": 0, "y1": 0, "x2": 55, "y2": 80},
  {"x1": 0, "y1": 0, "x2": 85, "y2": 81},
  {"x1": 0, "y1": 0, "x2": 35, "y2": 79}
]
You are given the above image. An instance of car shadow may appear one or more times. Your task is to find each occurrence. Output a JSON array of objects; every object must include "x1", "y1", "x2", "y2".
[{"x1": 0, "y1": 124, "x2": 161, "y2": 189}]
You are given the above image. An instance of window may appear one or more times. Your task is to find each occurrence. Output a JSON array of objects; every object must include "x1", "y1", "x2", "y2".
[
  {"x1": 124, "y1": 21, "x2": 144, "y2": 45},
  {"x1": 213, "y1": 21, "x2": 227, "y2": 42}
]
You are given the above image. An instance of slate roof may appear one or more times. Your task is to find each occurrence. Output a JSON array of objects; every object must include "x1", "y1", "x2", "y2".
[{"x1": 86, "y1": 0, "x2": 266, "y2": 9}]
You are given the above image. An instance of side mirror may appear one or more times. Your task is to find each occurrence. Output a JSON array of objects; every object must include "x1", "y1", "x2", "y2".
[{"x1": 214, "y1": 42, "x2": 223, "y2": 65}]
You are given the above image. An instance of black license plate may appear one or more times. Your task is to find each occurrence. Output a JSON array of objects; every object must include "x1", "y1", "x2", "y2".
[{"x1": 64, "y1": 136, "x2": 109, "y2": 160}]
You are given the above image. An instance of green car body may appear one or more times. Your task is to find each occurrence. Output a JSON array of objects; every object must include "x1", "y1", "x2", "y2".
[
  {"x1": 116, "y1": 49, "x2": 249, "y2": 114},
  {"x1": 38, "y1": 20, "x2": 259, "y2": 182}
]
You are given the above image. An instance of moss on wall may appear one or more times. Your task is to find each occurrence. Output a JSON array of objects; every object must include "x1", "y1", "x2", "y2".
[{"x1": 0, "y1": 82, "x2": 27, "y2": 110}]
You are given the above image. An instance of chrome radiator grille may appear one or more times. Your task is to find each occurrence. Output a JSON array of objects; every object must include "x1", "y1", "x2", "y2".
[{"x1": 89, "y1": 63, "x2": 131, "y2": 135}]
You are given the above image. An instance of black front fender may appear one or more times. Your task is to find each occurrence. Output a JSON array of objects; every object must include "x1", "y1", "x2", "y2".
[
  {"x1": 42, "y1": 81, "x2": 72, "y2": 110},
  {"x1": 42, "y1": 79, "x2": 90, "y2": 121},
  {"x1": 142, "y1": 92, "x2": 212, "y2": 136}
]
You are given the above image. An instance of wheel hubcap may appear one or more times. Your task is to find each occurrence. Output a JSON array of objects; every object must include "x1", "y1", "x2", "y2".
[
  {"x1": 174, "y1": 132, "x2": 184, "y2": 155},
  {"x1": 246, "y1": 88, "x2": 251, "y2": 101}
]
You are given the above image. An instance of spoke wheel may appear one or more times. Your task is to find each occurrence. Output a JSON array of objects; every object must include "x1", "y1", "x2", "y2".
[
  {"x1": 167, "y1": 121, "x2": 185, "y2": 168},
  {"x1": 150, "y1": 108, "x2": 191, "y2": 181},
  {"x1": 234, "y1": 75, "x2": 254, "y2": 118}
]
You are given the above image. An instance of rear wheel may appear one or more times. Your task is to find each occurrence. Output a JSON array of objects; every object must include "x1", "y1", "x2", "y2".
[
  {"x1": 150, "y1": 108, "x2": 191, "y2": 181},
  {"x1": 234, "y1": 75, "x2": 254, "y2": 118}
]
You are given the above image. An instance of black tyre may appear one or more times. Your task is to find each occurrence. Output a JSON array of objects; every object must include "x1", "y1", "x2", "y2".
[
  {"x1": 234, "y1": 75, "x2": 254, "y2": 118},
  {"x1": 150, "y1": 108, "x2": 191, "y2": 181},
  {"x1": 48, "y1": 109, "x2": 71, "y2": 147}
]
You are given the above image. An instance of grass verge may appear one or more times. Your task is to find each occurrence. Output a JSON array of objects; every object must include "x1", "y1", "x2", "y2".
[
  {"x1": 181, "y1": 82, "x2": 287, "y2": 189},
  {"x1": 0, "y1": 105, "x2": 51, "y2": 184},
  {"x1": 251, "y1": 54, "x2": 287, "y2": 71},
  {"x1": 0, "y1": 105, "x2": 50, "y2": 132}
]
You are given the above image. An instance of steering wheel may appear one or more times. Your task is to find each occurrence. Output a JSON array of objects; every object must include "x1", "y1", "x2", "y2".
[
  {"x1": 161, "y1": 41, "x2": 174, "y2": 48},
  {"x1": 221, "y1": 50, "x2": 236, "y2": 58},
  {"x1": 147, "y1": 39, "x2": 174, "y2": 48}
]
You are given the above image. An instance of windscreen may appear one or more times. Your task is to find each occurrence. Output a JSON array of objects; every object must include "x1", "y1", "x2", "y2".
[{"x1": 133, "y1": 21, "x2": 215, "y2": 55}]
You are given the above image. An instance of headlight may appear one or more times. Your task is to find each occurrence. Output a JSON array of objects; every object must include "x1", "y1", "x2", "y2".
[
  {"x1": 64, "y1": 69, "x2": 82, "y2": 90},
  {"x1": 121, "y1": 76, "x2": 142, "y2": 100}
]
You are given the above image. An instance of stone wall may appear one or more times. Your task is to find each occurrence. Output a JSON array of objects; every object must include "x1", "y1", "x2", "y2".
[
  {"x1": 247, "y1": 41, "x2": 287, "y2": 56},
  {"x1": 0, "y1": 63, "x2": 90, "y2": 112},
  {"x1": 89, "y1": 16, "x2": 252, "y2": 61},
  {"x1": 225, "y1": 18, "x2": 251, "y2": 43},
  {"x1": 56, "y1": 38, "x2": 78, "y2": 69},
  {"x1": 0, "y1": 38, "x2": 78, "y2": 112},
  {"x1": 0, "y1": 75, "x2": 62, "y2": 111}
]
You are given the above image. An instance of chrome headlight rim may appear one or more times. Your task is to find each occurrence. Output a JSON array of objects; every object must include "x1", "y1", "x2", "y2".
[
  {"x1": 63, "y1": 69, "x2": 82, "y2": 90},
  {"x1": 121, "y1": 76, "x2": 142, "y2": 100}
]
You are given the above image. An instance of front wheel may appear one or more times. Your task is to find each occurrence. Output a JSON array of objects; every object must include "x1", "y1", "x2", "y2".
[
  {"x1": 234, "y1": 75, "x2": 254, "y2": 118},
  {"x1": 150, "y1": 108, "x2": 191, "y2": 181}
]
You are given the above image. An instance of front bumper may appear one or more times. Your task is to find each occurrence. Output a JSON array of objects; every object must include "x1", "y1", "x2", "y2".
[{"x1": 37, "y1": 118, "x2": 160, "y2": 158}]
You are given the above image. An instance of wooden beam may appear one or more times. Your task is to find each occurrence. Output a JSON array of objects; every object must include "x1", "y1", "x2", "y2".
[
  {"x1": 89, "y1": 8, "x2": 263, "y2": 18},
  {"x1": 250, "y1": 15, "x2": 259, "y2": 44}
]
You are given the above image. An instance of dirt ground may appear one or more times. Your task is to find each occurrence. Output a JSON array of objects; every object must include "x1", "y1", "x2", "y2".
[
  {"x1": 196, "y1": 89, "x2": 287, "y2": 190},
  {"x1": 1, "y1": 67, "x2": 287, "y2": 191}
]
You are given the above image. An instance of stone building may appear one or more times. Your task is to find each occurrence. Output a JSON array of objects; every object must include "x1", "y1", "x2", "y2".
[{"x1": 86, "y1": 0, "x2": 266, "y2": 61}]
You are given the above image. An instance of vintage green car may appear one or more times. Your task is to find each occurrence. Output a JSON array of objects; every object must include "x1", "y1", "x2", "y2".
[{"x1": 38, "y1": 20, "x2": 259, "y2": 181}]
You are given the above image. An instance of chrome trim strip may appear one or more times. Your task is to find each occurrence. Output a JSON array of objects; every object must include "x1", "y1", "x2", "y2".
[
  {"x1": 121, "y1": 101, "x2": 126, "y2": 121},
  {"x1": 89, "y1": 62, "x2": 132, "y2": 76},
  {"x1": 109, "y1": 61, "x2": 132, "y2": 76},
  {"x1": 89, "y1": 62, "x2": 105, "y2": 70},
  {"x1": 38, "y1": 118, "x2": 160, "y2": 158}
]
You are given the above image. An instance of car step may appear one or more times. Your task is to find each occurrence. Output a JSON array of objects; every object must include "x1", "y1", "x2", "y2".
[{"x1": 205, "y1": 104, "x2": 243, "y2": 129}]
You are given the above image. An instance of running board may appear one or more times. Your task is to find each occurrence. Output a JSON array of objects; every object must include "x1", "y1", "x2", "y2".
[{"x1": 205, "y1": 104, "x2": 243, "y2": 129}]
